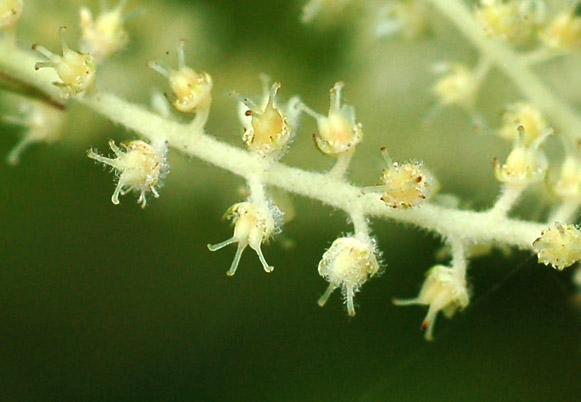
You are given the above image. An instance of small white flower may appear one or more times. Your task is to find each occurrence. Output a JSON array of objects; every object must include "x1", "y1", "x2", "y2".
[
  {"x1": 494, "y1": 125, "x2": 551, "y2": 187},
  {"x1": 88, "y1": 139, "x2": 169, "y2": 208},
  {"x1": 238, "y1": 81, "x2": 293, "y2": 158},
  {"x1": 149, "y1": 40, "x2": 213, "y2": 115},
  {"x1": 302, "y1": 81, "x2": 363, "y2": 156},
  {"x1": 80, "y1": 0, "x2": 130, "y2": 62},
  {"x1": 3, "y1": 100, "x2": 64, "y2": 165},
  {"x1": 317, "y1": 236, "x2": 380, "y2": 316},
  {"x1": 394, "y1": 265, "x2": 469, "y2": 341},
  {"x1": 533, "y1": 223, "x2": 581, "y2": 271},
  {"x1": 379, "y1": 147, "x2": 434, "y2": 209},
  {"x1": 33, "y1": 27, "x2": 96, "y2": 97},
  {"x1": 207, "y1": 201, "x2": 282, "y2": 276}
]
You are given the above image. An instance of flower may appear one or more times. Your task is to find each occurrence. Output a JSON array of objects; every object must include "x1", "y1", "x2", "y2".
[
  {"x1": 317, "y1": 236, "x2": 380, "y2": 316},
  {"x1": 80, "y1": 0, "x2": 130, "y2": 62},
  {"x1": 498, "y1": 102, "x2": 548, "y2": 146},
  {"x1": 3, "y1": 100, "x2": 64, "y2": 165},
  {"x1": 533, "y1": 223, "x2": 581, "y2": 271},
  {"x1": 394, "y1": 265, "x2": 469, "y2": 341},
  {"x1": 33, "y1": 27, "x2": 96, "y2": 97},
  {"x1": 207, "y1": 201, "x2": 281, "y2": 276},
  {"x1": 239, "y1": 81, "x2": 293, "y2": 157},
  {"x1": 494, "y1": 125, "x2": 551, "y2": 186},
  {"x1": 475, "y1": 0, "x2": 546, "y2": 44},
  {"x1": 87, "y1": 139, "x2": 169, "y2": 208},
  {"x1": 149, "y1": 40, "x2": 213, "y2": 114},
  {"x1": 379, "y1": 147, "x2": 434, "y2": 208},
  {"x1": 540, "y1": 5, "x2": 581, "y2": 51},
  {"x1": 432, "y1": 62, "x2": 478, "y2": 110},
  {"x1": 302, "y1": 81, "x2": 363, "y2": 156}
]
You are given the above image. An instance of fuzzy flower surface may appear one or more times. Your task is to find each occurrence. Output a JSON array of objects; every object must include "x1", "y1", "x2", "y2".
[
  {"x1": 88, "y1": 139, "x2": 169, "y2": 208},
  {"x1": 317, "y1": 236, "x2": 380, "y2": 316},
  {"x1": 379, "y1": 148, "x2": 434, "y2": 208},
  {"x1": 207, "y1": 201, "x2": 281, "y2": 276},
  {"x1": 394, "y1": 265, "x2": 469, "y2": 341},
  {"x1": 533, "y1": 223, "x2": 581, "y2": 271}
]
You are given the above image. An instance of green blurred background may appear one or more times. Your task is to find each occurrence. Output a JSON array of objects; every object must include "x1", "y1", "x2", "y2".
[{"x1": 0, "y1": 0, "x2": 579, "y2": 401}]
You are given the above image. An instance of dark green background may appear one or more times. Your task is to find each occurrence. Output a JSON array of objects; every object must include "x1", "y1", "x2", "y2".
[{"x1": 0, "y1": 0, "x2": 579, "y2": 401}]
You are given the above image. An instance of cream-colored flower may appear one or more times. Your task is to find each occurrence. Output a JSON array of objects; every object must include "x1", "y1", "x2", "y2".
[
  {"x1": 149, "y1": 41, "x2": 213, "y2": 115},
  {"x1": 80, "y1": 0, "x2": 130, "y2": 62},
  {"x1": 533, "y1": 223, "x2": 581, "y2": 271},
  {"x1": 239, "y1": 82, "x2": 293, "y2": 157},
  {"x1": 33, "y1": 27, "x2": 96, "y2": 97},
  {"x1": 380, "y1": 148, "x2": 434, "y2": 208},
  {"x1": 394, "y1": 265, "x2": 469, "y2": 341},
  {"x1": 88, "y1": 139, "x2": 169, "y2": 208},
  {"x1": 317, "y1": 236, "x2": 380, "y2": 316},
  {"x1": 302, "y1": 82, "x2": 363, "y2": 156},
  {"x1": 207, "y1": 201, "x2": 281, "y2": 276}
]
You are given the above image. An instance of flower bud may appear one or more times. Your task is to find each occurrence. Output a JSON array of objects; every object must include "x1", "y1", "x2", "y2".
[
  {"x1": 33, "y1": 27, "x2": 96, "y2": 97},
  {"x1": 549, "y1": 154, "x2": 581, "y2": 201},
  {"x1": 304, "y1": 82, "x2": 363, "y2": 156},
  {"x1": 149, "y1": 41, "x2": 213, "y2": 114},
  {"x1": 317, "y1": 236, "x2": 380, "y2": 316},
  {"x1": 394, "y1": 265, "x2": 469, "y2": 341},
  {"x1": 207, "y1": 201, "x2": 281, "y2": 276},
  {"x1": 380, "y1": 147, "x2": 434, "y2": 208},
  {"x1": 88, "y1": 139, "x2": 169, "y2": 208},
  {"x1": 533, "y1": 222, "x2": 581, "y2": 271}
]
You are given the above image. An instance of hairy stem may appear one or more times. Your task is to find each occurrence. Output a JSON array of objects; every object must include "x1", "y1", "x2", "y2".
[{"x1": 82, "y1": 91, "x2": 545, "y2": 250}]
